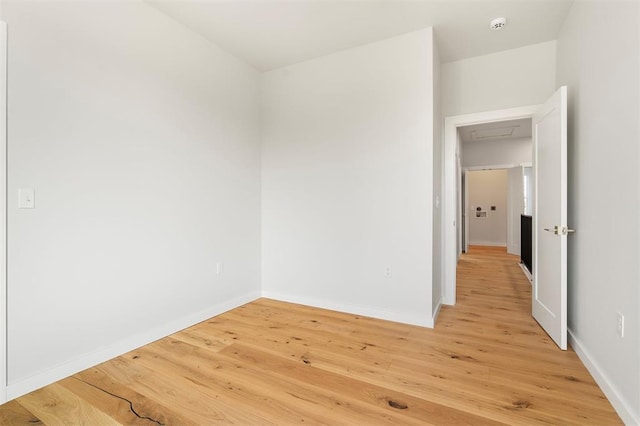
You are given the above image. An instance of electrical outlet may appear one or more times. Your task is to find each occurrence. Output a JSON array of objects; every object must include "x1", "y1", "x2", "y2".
[
  {"x1": 216, "y1": 262, "x2": 224, "y2": 275},
  {"x1": 385, "y1": 267, "x2": 392, "y2": 278},
  {"x1": 617, "y1": 312, "x2": 624, "y2": 338},
  {"x1": 18, "y1": 188, "x2": 35, "y2": 209}
]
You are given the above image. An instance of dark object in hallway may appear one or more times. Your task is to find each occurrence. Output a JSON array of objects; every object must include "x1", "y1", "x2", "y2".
[{"x1": 521, "y1": 214, "x2": 533, "y2": 273}]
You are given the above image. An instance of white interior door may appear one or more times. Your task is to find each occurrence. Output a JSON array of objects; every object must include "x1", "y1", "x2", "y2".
[
  {"x1": 507, "y1": 166, "x2": 524, "y2": 255},
  {"x1": 533, "y1": 86, "x2": 568, "y2": 350}
]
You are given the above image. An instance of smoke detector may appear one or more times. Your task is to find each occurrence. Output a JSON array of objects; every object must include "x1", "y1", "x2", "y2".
[{"x1": 490, "y1": 17, "x2": 507, "y2": 30}]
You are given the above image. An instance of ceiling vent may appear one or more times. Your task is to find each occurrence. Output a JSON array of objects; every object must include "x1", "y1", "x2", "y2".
[{"x1": 471, "y1": 126, "x2": 517, "y2": 140}]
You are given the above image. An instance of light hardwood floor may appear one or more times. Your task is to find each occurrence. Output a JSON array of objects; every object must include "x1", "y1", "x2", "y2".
[{"x1": 1, "y1": 246, "x2": 621, "y2": 425}]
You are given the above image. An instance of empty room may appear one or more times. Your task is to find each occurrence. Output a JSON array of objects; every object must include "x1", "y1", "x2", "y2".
[{"x1": 0, "y1": 0, "x2": 638, "y2": 424}]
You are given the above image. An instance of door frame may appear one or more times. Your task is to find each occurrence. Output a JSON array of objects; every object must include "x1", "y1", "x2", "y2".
[
  {"x1": 442, "y1": 105, "x2": 540, "y2": 306},
  {"x1": 462, "y1": 165, "x2": 518, "y2": 253},
  {"x1": 506, "y1": 165, "x2": 524, "y2": 256}
]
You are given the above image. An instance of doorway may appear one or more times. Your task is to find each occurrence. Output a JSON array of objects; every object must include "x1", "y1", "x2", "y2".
[
  {"x1": 457, "y1": 117, "x2": 532, "y2": 255},
  {"x1": 465, "y1": 168, "x2": 509, "y2": 249},
  {"x1": 442, "y1": 105, "x2": 539, "y2": 306}
]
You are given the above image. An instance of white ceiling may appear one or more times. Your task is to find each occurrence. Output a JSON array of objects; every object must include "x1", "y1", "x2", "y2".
[
  {"x1": 459, "y1": 118, "x2": 532, "y2": 143},
  {"x1": 148, "y1": 0, "x2": 574, "y2": 72}
]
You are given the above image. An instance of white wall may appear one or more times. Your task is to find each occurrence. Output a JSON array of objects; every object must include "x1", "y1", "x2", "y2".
[
  {"x1": 3, "y1": 1, "x2": 261, "y2": 397},
  {"x1": 261, "y1": 29, "x2": 435, "y2": 327},
  {"x1": 462, "y1": 137, "x2": 532, "y2": 168},
  {"x1": 556, "y1": 1, "x2": 639, "y2": 424},
  {"x1": 442, "y1": 41, "x2": 556, "y2": 117},
  {"x1": 467, "y1": 170, "x2": 507, "y2": 247},
  {"x1": 0, "y1": 20, "x2": 7, "y2": 404}
]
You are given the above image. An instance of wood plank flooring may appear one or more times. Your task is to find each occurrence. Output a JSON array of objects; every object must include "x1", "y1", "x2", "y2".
[{"x1": 1, "y1": 246, "x2": 621, "y2": 424}]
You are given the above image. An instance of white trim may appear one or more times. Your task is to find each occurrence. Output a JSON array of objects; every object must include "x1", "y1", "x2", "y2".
[
  {"x1": 464, "y1": 164, "x2": 516, "y2": 172},
  {"x1": 262, "y1": 291, "x2": 433, "y2": 328},
  {"x1": 457, "y1": 154, "x2": 464, "y2": 256},
  {"x1": 6, "y1": 292, "x2": 260, "y2": 401},
  {"x1": 0, "y1": 20, "x2": 7, "y2": 404},
  {"x1": 467, "y1": 241, "x2": 507, "y2": 247},
  {"x1": 518, "y1": 263, "x2": 532, "y2": 284},
  {"x1": 568, "y1": 330, "x2": 640, "y2": 425},
  {"x1": 462, "y1": 168, "x2": 468, "y2": 254},
  {"x1": 443, "y1": 105, "x2": 540, "y2": 307},
  {"x1": 432, "y1": 297, "x2": 443, "y2": 326}
]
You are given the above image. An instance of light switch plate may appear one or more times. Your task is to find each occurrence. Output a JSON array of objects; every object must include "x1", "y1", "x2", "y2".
[{"x1": 18, "y1": 188, "x2": 35, "y2": 209}]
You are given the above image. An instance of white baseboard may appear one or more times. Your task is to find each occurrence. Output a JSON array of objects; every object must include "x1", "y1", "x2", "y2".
[
  {"x1": 518, "y1": 262, "x2": 532, "y2": 283},
  {"x1": 568, "y1": 329, "x2": 640, "y2": 425},
  {"x1": 262, "y1": 291, "x2": 433, "y2": 328},
  {"x1": 432, "y1": 297, "x2": 443, "y2": 325},
  {"x1": 468, "y1": 241, "x2": 507, "y2": 247},
  {"x1": 6, "y1": 291, "x2": 261, "y2": 401}
]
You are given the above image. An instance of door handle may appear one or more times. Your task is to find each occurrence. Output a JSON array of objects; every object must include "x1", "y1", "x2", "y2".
[{"x1": 544, "y1": 226, "x2": 575, "y2": 235}]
